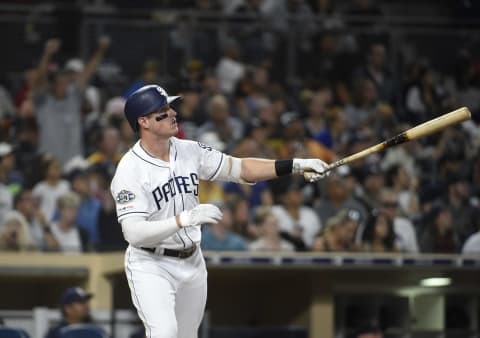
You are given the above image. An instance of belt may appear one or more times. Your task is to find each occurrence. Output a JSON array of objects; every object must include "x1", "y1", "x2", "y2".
[{"x1": 140, "y1": 245, "x2": 197, "y2": 259}]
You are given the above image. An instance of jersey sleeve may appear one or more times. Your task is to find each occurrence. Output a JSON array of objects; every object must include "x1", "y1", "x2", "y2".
[
  {"x1": 195, "y1": 141, "x2": 227, "y2": 181},
  {"x1": 110, "y1": 165, "x2": 150, "y2": 222}
]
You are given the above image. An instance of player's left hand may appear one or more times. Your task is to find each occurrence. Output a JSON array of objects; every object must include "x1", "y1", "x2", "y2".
[{"x1": 292, "y1": 158, "x2": 330, "y2": 182}]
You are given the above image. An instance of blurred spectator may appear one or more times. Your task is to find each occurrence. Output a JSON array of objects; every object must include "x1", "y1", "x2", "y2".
[
  {"x1": 197, "y1": 94, "x2": 245, "y2": 152},
  {"x1": 215, "y1": 39, "x2": 245, "y2": 95},
  {"x1": 87, "y1": 126, "x2": 122, "y2": 179},
  {"x1": 380, "y1": 124, "x2": 420, "y2": 177},
  {"x1": 271, "y1": 178, "x2": 322, "y2": 250},
  {"x1": 249, "y1": 206, "x2": 294, "y2": 251},
  {"x1": 0, "y1": 144, "x2": 15, "y2": 225},
  {"x1": 304, "y1": 90, "x2": 331, "y2": 147},
  {"x1": 343, "y1": 77, "x2": 394, "y2": 134},
  {"x1": 420, "y1": 201, "x2": 458, "y2": 253},
  {"x1": 48, "y1": 192, "x2": 90, "y2": 253},
  {"x1": 124, "y1": 59, "x2": 162, "y2": 98},
  {"x1": 355, "y1": 162, "x2": 385, "y2": 212},
  {"x1": 0, "y1": 84, "x2": 15, "y2": 122},
  {"x1": 445, "y1": 174, "x2": 477, "y2": 245},
  {"x1": 0, "y1": 211, "x2": 36, "y2": 251},
  {"x1": 353, "y1": 42, "x2": 395, "y2": 105},
  {"x1": 14, "y1": 189, "x2": 57, "y2": 251},
  {"x1": 13, "y1": 117, "x2": 43, "y2": 187},
  {"x1": 14, "y1": 67, "x2": 37, "y2": 109},
  {"x1": 276, "y1": 111, "x2": 336, "y2": 163},
  {"x1": 362, "y1": 210, "x2": 399, "y2": 253},
  {"x1": 405, "y1": 65, "x2": 445, "y2": 123},
  {"x1": 243, "y1": 115, "x2": 276, "y2": 158},
  {"x1": 176, "y1": 84, "x2": 202, "y2": 139},
  {"x1": 44, "y1": 287, "x2": 100, "y2": 338},
  {"x1": 384, "y1": 164, "x2": 420, "y2": 219},
  {"x1": 315, "y1": 166, "x2": 369, "y2": 229},
  {"x1": 322, "y1": 107, "x2": 350, "y2": 155},
  {"x1": 94, "y1": 167, "x2": 126, "y2": 252},
  {"x1": 31, "y1": 37, "x2": 110, "y2": 166},
  {"x1": 63, "y1": 57, "x2": 102, "y2": 133},
  {"x1": 448, "y1": 48, "x2": 480, "y2": 115},
  {"x1": 68, "y1": 167, "x2": 102, "y2": 247},
  {"x1": 201, "y1": 203, "x2": 247, "y2": 251},
  {"x1": 433, "y1": 127, "x2": 471, "y2": 178},
  {"x1": 312, "y1": 208, "x2": 360, "y2": 252},
  {"x1": 0, "y1": 143, "x2": 23, "y2": 195},
  {"x1": 379, "y1": 189, "x2": 419, "y2": 253},
  {"x1": 228, "y1": 195, "x2": 255, "y2": 239},
  {"x1": 104, "y1": 97, "x2": 135, "y2": 155},
  {"x1": 199, "y1": 178, "x2": 226, "y2": 205},
  {"x1": 32, "y1": 156, "x2": 70, "y2": 223}
]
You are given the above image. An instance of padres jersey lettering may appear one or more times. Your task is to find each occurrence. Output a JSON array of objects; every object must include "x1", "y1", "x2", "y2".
[{"x1": 111, "y1": 137, "x2": 224, "y2": 249}]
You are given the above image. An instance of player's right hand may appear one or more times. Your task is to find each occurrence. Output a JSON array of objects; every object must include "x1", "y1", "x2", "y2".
[{"x1": 179, "y1": 204, "x2": 223, "y2": 227}]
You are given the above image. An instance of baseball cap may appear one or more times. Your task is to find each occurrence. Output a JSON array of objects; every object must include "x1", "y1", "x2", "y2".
[
  {"x1": 61, "y1": 287, "x2": 93, "y2": 305},
  {"x1": 0, "y1": 142, "x2": 13, "y2": 157}
]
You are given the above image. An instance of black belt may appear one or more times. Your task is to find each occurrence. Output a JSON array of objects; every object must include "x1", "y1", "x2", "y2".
[{"x1": 140, "y1": 245, "x2": 197, "y2": 259}]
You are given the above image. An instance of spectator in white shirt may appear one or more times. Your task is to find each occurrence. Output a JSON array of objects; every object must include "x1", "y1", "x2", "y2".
[
  {"x1": 32, "y1": 156, "x2": 70, "y2": 222},
  {"x1": 272, "y1": 178, "x2": 322, "y2": 250},
  {"x1": 379, "y1": 188, "x2": 419, "y2": 253},
  {"x1": 249, "y1": 206, "x2": 294, "y2": 252},
  {"x1": 48, "y1": 192, "x2": 90, "y2": 253}
]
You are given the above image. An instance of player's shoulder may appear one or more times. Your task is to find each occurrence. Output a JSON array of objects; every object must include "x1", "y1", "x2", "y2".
[
  {"x1": 171, "y1": 136, "x2": 197, "y2": 148},
  {"x1": 112, "y1": 147, "x2": 141, "y2": 179},
  {"x1": 171, "y1": 137, "x2": 207, "y2": 153},
  {"x1": 171, "y1": 136, "x2": 218, "y2": 153}
]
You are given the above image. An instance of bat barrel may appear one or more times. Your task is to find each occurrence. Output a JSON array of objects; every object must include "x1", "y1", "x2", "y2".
[{"x1": 405, "y1": 107, "x2": 471, "y2": 141}]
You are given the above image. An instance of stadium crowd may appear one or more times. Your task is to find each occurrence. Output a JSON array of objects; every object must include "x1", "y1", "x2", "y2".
[{"x1": 0, "y1": 0, "x2": 480, "y2": 255}]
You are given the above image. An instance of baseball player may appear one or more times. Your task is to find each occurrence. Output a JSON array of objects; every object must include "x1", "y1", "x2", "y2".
[{"x1": 110, "y1": 84, "x2": 329, "y2": 338}]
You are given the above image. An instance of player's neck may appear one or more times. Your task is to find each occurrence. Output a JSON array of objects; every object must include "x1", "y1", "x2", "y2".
[{"x1": 140, "y1": 137, "x2": 170, "y2": 162}]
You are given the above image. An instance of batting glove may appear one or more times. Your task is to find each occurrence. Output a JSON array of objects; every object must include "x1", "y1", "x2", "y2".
[
  {"x1": 293, "y1": 158, "x2": 330, "y2": 182},
  {"x1": 179, "y1": 204, "x2": 223, "y2": 227}
]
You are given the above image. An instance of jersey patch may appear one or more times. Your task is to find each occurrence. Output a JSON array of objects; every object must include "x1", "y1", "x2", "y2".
[{"x1": 116, "y1": 190, "x2": 136, "y2": 204}]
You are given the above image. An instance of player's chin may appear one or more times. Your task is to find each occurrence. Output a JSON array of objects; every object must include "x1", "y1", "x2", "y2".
[{"x1": 171, "y1": 124, "x2": 179, "y2": 134}]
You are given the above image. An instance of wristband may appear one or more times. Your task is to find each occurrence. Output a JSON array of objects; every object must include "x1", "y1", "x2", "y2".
[{"x1": 275, "y1": 159, "x2": 293, "y2": 176}]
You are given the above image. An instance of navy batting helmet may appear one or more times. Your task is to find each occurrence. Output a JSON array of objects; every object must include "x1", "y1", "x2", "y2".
[{"x1": 124, "y1": 85, "x2": 180, "y2": 132}]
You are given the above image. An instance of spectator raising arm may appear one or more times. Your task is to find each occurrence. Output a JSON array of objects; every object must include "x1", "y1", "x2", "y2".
[
  {"x1": 32, "y1": 38, "x2": 61, "y2": 92},
  {"x1": 77, "y1": 36, "x2": 111, "y2": 89}
]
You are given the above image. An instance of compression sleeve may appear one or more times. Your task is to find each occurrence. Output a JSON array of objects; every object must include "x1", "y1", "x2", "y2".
[{"x1": 121, "y1": 216, "x2": 180, "y2": 247}]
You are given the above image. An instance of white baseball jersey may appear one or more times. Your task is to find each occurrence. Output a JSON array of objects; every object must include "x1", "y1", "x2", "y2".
[{"x1": 110, "y1": 137, "x2": 226, "y2": 249}]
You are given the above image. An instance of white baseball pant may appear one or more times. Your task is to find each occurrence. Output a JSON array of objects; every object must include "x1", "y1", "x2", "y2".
[{"x1": 125, "y1": 246, "x2": 207, "y2": 338}]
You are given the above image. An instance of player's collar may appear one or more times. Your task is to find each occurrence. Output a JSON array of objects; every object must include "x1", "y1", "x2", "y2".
[{"x1": 133, "y1": 140, "x2": 173, "y2": 167}]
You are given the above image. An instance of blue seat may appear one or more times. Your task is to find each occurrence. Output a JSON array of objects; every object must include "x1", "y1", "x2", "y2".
[
  {"x1": 58, "y1": 324, "x2": 108, "y2": 338},
  {"x1": 0, "y1": 327, "x2": 30, "y2": 338}
]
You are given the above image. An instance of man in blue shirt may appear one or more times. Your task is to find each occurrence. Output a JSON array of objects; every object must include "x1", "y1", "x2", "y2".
[{"x1": 201, "y1": 203, "x2": 247, "y2": 251}]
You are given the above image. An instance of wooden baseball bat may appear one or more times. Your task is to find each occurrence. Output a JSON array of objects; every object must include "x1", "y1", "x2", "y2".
[{"x1": 304, "y1": 106, "x2": 472, "y2": 181}]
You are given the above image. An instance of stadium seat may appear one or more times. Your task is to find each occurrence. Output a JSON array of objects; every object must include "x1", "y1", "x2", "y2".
[
  {"x1": 0, "y1": 327, "x2": 30, "y2": 338},
  {"x1": 58, "y1": 324, "x2": 108, "y2": 338}
]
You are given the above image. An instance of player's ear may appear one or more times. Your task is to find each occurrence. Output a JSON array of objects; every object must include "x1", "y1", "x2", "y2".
[{"x1": 137, "y1": 116, "x2": 148, "y2": 130}]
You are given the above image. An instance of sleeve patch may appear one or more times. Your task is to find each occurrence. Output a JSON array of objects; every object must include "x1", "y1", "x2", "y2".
[{"x1": 116, "y1": 190, "x2": 136, "y2": 204}]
